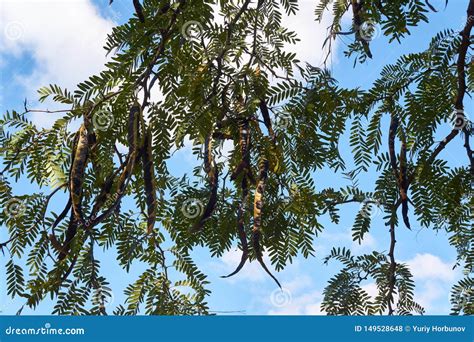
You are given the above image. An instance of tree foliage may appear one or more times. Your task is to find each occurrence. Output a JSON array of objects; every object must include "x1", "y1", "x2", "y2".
[{"x1": 0, "y1": 0, "x2": 472, "y2": 315}]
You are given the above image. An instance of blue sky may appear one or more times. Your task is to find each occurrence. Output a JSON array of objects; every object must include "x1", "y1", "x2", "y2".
[{"x1": 0, "y1": 0, "x2": 471, "y2": 315}]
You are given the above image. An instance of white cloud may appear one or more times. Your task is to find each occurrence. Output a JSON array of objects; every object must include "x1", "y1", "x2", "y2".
[
  {"x1": 0, "y1": 0, "x2": 115, "y2": 127},
  {"x1": 360, "y1": 254, "x2": 458, "y2": 314},
  {"x1": 268, "y1": 289, "x2": 323, "y2": 315},
  {"x1": 361, "y1": 282, "x2": 378, "y2": 299},
  {"x1": 352, "y1": 232, "x2": 377, "y2": 252},
  {"x1": 405, "y1": 253, "x2": 456, "y2": 282},
  {"x1": 403, "y1": 253, "x2": 460, "y2": 313},
  {"x1": 282, "y1": 274, "x2": 313, "y2": 294},
  {"x1": 415, "y1": 281, "x2": 445, "y2": 312},
  {"x1": 281, "y1": 0, "x2": 338, "y2": 67},
  {"x1": 317, "y1": 228, "x2": 378, "y2": 254},
  {"x1": 265, "y1": 275, "x2": 324, "y2": 315}
]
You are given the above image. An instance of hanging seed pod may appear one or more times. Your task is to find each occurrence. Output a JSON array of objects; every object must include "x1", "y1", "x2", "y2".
[
  {"x1": 252, "y1": 158, "x2": 281, "y2": 288},
  {"x1": 388, "y1": 115, "x2": 399, "y2": 176},
  {"x1": 142, "y1": 127, "x2": 157, "y2": 235},
  {"x1": 191, "y1": 135, "x2": 219, "y2": 232},
  {"x1": 399, "y1": 134, "x2": 411, "y2": 229},
  {"x1": 91, "y1": 103, "x2": 140, "y2": 226},
  {"x1": 91, "y1": 171, "x2": 118, "y2": 217},
  {"x1": 70, "y1": 125, "x2": 89, "y2": 224},
  {"x1": 128, "y1": 103, "x2": 141, "y2": 152},
  {"x1": 58, "y1": 212, "x2": 78, "y2": 260},
  {"x1": 50, "y1": 131, "x2": 79, "y2": 259},
  {"x1": 88, "y1": 130, "x2": 101, "y2": 178},
  {"x1": 114, "y1": 102, "x2": 140, "y2": 197},
  {"x1": 231, "y1": 119, "x2": 253, "y2": 182},
  {"x1": 259, "y1": 100, "x2": 276, "y2": 143},
  {"x1": 50, "y1": 198, "x2": 72, "y2": 239},
  {"x1": 222, "y1": 176, "x2": 249, "y2": 278},
  {"x1": 48, "y1": 233, "x2": 64, "y2": 255},
  {"x1": 388, "y1": 115, "x2": 411, "y2": 229}
]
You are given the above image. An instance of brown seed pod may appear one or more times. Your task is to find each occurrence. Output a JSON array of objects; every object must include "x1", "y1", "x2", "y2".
[
  {"x1": 252, "y1": 158, "x2": 281, "y2": 288},
  {"x1": 388, "y1": 115, "x2": 411, "y2": 229},
  {"x1": 58, "y1": 212, "x2": 78, "y2": 261},
  {"x1": 51, "y1": 131, "x2": 80, "y2": 259},
  {"x1": 70, "y1": 124, "x2": 89, "y2": 224},
  {"x1": 128, "y1": 104, "x2": 141, "y2": 152},
  {"x1": 141, "y1": 127, "x2": 157, "y2": 235},
  {"x1": 48, "y1": 233, "x2": 64, "y2": 255},
  {"x1": 399, "y1": 134, "x2": 411, "y2": 229},
  {"x1": 231, "y1": 119, "x2": 253, "y2": 182},
  {"x1": 49, "y1": 198, "x2": 72, "y2": 254},
  {"x1": 191, "y1": 135, "x2": 219, "y2": 232},
  {"x1": 91, "y1": 103, "x2": 140, "y2": 226},
  {"x1": 51, "y1": 198, "x2": 72, "y2": 234},
  {"x1": 91, "y1": 171, "x2": 118, "y2": 217},
  {"x1": 388, "y1": 115, "x2": 399, "y2": 175},
  {"x1": 222, "y1": 176, "x2": 249, "y2": 278},
  {"x1": 259, "y1": 100, "x2": 276, "y2": 143}
]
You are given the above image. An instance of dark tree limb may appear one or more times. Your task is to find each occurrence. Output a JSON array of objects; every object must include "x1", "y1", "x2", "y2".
[
  {"x1": 351, "y1": 0, "x2": 373, "y2": 58},
  {"x1": 387, "y1": 220, "x2": 397, "y2": 315},
  {"x1": 133, "y1": 0, "x2": 145, "y2": 23},
  {"x1": 410, "y1": 0, "x2": 473, "y2": 182}
]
